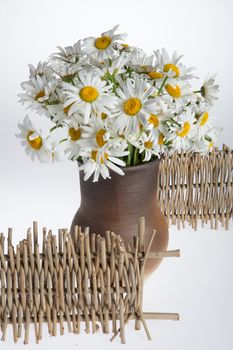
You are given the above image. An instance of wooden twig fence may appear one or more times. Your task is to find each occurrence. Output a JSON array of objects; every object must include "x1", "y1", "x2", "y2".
[
  {"x1": 0, "y1": 218, "x2": 179, "y2": 344},
  {"x1": 158, "y1": 145, "x2": 233, "y2": 230}
]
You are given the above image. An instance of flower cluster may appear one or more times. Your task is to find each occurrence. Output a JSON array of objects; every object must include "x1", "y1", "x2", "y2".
[{"x1": 17, "y1": 25, "x2": 219, "y2": 181}]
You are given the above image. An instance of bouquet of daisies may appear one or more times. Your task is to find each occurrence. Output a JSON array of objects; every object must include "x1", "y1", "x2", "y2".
[{"x1": 17, "y1": 25, "x2": 219, "y2": 182}]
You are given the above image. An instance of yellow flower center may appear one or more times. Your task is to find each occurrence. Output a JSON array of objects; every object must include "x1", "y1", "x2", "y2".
[
  {"x1": 165, "y1": 84, "x2": 181, "y2": 98},
  {"x1": 123, "y1": 97, "x2": 142, "y2": 116},
  {"x1": 96, "y1": 129, "x2": 106, "y2": 147},
  {"x1": 148, "y1": 71, "x2": 164, "y2": 79},
  {"x1": 35, "y1": 90, "x2": 45, "y2": 101},
  {"x1": 209, "y1": 141, "x2": 214, "y2": 149},
  {"x1": 69, "y1": 127, "x2": 81, "y2": 141},
  {"x1": 144, "y1": 141, "x2": 153, "y2": 149},
  {"x1": 139, "y1": 122, "x2": 144, "y2": 131},
  {"x1": 91, "y1": 150, "x2": 108, "y2": 163},
  {"x1": 95, "y1": 36, "x2": 112, "y2": 50},
  {"x1": 158, "y1": 134, "x2": 164, "y2": 145},
  {"x1": 63, "y1": 102, "x2": 74, "y2": 115},
  {"x1": 27, "y1": 131, "x2": 42, "y2": 150},
  {"x1": 101, "y1": 153, "x2": 109, "y2": 163},
  {"x1": 79, "y1": 86, "x2": 99, "y2": 103},
  {"x1": 101, "y1": 112, "x2": 108, "y2": 120},
  {"x1": 163, "y1": 63, "x2": 180, "y2": 78},
  {"x1": 177, "y1": 122, "x2": 191, "y2": 138},
  {"x1": 91, "y1": 150, "x2": 98, "y2": 161},
  {"x1": 122, "y1": 43, "x2": 129, "y2": 48},
  {"x1": 199, "y1": 112, "x2": 209, "y2": 126},
  {"x1": 148, "y1": 114, "x2": 159, "y2": 128}
]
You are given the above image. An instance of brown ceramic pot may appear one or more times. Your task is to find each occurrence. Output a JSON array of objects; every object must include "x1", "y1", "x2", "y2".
[{"x1": 70, "y1": 158, "x2": 169, "y2": 278}]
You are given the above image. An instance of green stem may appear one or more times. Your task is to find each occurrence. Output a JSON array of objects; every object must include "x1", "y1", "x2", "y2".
[
  {"x1": 133, "y1": 147, "x2": 139, "y2": 166},
  {"x1": 108, "y1": 73, "x2": 119, "y2": 94},
  {"x1": 50, "y1": 125, "x2": 59, "y2": 133},
  {"x1": 170, "y1": 118, "x2": 181, "y2": 126},
  {"x1": 50, "y1": 122, "x2": 67, "y2": 133},
  {"x1": 204, "y1": 135, "x2": 212, "y2": 142},
  {"x1": 158, "y1": 76, "x2": 168, "y2": 95},
  {"x1": 194, "y1": 90, "x2": 201, "y2": 93},
  {"x1": 127, "y1": 143, "x2": 134, "y2": 166},
  {"x1": 59, "y1": 138, "x2": 68, "y2": 143}
]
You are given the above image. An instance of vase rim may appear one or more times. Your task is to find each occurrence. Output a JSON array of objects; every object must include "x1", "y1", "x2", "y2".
[
  {"x1": 120, "y1": 157, "x2": 160, "y2": 172},
  {"x1": 77, "y1": 157, "x2": 160, "y2": 172}
]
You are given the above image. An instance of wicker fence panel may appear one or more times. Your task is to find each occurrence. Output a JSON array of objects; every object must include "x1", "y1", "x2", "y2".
[
  {"x1": 158, "y1": 145, "x2": 233, "y2": 230},
  {"x1": 0, "y1": 218, "x2": 179, "y2": 344}
]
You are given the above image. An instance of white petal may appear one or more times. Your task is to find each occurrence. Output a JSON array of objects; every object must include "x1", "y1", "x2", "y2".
[
  {"x1": 108, "y1": 156, "x2": 126, "y2": 166},
  {"x1": 106, "y1": 161, "x2": 125, "y2": 176},
  {"x1": 84, "y1": 103, "x2": 91, "y2": 124}
]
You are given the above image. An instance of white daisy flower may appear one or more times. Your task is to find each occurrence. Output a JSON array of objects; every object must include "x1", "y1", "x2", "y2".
[
  {"x1": 190, "y1": 111, "x2": 213, "y2": 141},
  {"x1": 145, "y1": 112, "x2": 168, "y2": 141},
  {"x1": 115, "y1": 44, "x2": 144, "y2": 68},
  {"x1": 63, "y1": 69, "x2": 117, "y2": 124},
  {"x1": 162, "y1": 80, "x2": 195, "y2": 112},
  {"x1": 83, "y1": 25, "x2": 127, "y2": 60},
  {"x1": 16, "y1": 116, "x2": 55, "y2": 162},
  {"x1": 113, "y1": 42, "x2": 143, "y2": 55},
  {"x1": 132, "y1": 132, "x2": 161, "y2": 162},
  {"x1": 201, "y1": 74, "x2": 219, "y2": 106},
  {"x1": 154, "y1": 48, "x2": 195, "y2": 80},
  {"x1": 113, "y1": 77, "x2": 159, "y2": 136},
  {"x1": 192, "y1": 127, "x2": 218, "y2": 155},
  {"x1": 130, "y1": 52, "x2": 165, "y2": 82},
  {"x1": 190, "y1": 96, "x2": 208, "y2": 115},
  {"x1": 47, "y1": 93, "x2": 84, "y2": 127},
  {"x1": 168, "y1": 110, "x2": 196, "y2": 151},
  {"x1": 99, "y1": 52, "x2": 132, "y2": 77},
  {"x1": 79, "y1": 146, "x2": 128, "y2": 182},
  {"x1": 89, "y1": 111, "x2": 112, "y2": 128},
  {"x1": 28, "y1": 61, "x2": 53, "y2": 79},
  {"x1": 19, "y1": 75, "x2": 57, "y2": 115},
  {"x1": 47, "y1": 103, "x2": 66, "y2": 125},
  {"x1": 149, "y1": 93, "x2": 172, "y2": 114},
  {"x1": 155, "y1": 48, "x2": 183, "y2": 68},
  {"x1": 64, "y1": 121, "x2": 84, "y2": 160},
  {"x1": 79, "y1": 117, "x2": 128, "y2": 151},
  {"x1": 146, "y1": 70, "x2": 165, "y2": 82},
  {"x1": 129, "y1": 53, "x2": 157, "y2": 73},
  {"x1": 49, "y1": 59, "x2": 81, "y2": 83},
  {"x1": 52, "y1": 40, "x2": 83, "y2": 63},
  {"x1": 79, "y1": 121, "x2": 111, "y2": 150}
]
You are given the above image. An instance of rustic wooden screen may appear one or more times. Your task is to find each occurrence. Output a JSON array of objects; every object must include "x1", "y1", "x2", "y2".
[
  {"x1": 158, "y1": 146, "x2": 232, "y2": 230},
  {"x1": 0, "y1": 218, "x2": 179, "y2": 344}
]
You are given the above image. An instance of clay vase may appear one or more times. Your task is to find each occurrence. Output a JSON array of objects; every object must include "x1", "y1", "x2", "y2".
[{"x1": 70, "y1": 158, "x2": 169, "y2": 279}]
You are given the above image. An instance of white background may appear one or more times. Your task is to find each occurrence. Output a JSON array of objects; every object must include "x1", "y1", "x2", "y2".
[{"x1": 0, "y1": 0, "x2": 233, "y2": 349}]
